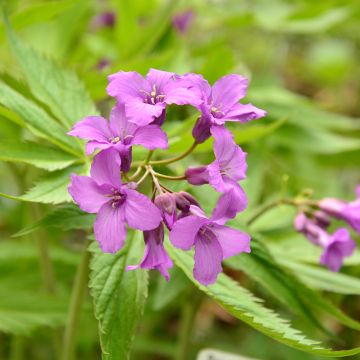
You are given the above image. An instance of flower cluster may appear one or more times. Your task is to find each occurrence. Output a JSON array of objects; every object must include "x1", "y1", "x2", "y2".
[
  {"x1": 293, "y1": 187, "x2": 359, "y2": 271},
  {"x1": 68, "y1": 69, "x2": 266, "y2": 285}
]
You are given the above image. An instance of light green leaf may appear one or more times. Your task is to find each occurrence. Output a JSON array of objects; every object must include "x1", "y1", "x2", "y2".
[
  {"x1": 167, "y1": 243, "x2": 360, "y2": 357},
  {"x1": 13, "y1": 204, "x2": 94, "y2": 237},
  {"x1": 0, "y1": 165, "x2": 85, "y2": 204},
  {"x1": 0, "y1": 287, "x2": 68, "y2": 335},
  {"x1": 0, "y1": 82, "x2": 83, "y2": 157},
  {"x1": 226, "y1": 239, "x2": 360, "y2": 331},
  {"x1": 3, "y1": 15, "x2": 97, "y2": 128},
  {"x1": 89, "y1": 234, "x2": 148, "y2": 360},
  {"x1": 0, "y1": 140, "x2": 76, "y2": 170},
  {"x1": 21, "y1": 165, "x2": 85, "y2": 204},
  {"x1": 278, "y1": 258, "x2": 360, "y2": 295}
]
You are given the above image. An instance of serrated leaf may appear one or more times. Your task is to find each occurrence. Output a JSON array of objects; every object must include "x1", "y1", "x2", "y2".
[
  {"x1": 14, "y1": 204, "x2": 94, "y2": 237},
  {"x1": 21, "y1": 165, "x2": 85, "y2": 204},
  {"x1": 0, "y1": 140, "x2": 76, "y2": 170},
  {"x1": 3, "y1": 15, "x2": 97, "y2": 128},
  {"x1": 0, "y1": 82, "x2": 83, "y2": 156},
  {"x1": 226, "y1": 239, "x2": 360, "y2": 331},
  {"x1": 89, "y1": 234, "x2": 148, "y2": 360},
  {"x1": 0, "y1": 165, "x2": 85, "y2": 204},
  {"x1": 166, "y1": 242, "x2": 360, "y2": 357}
]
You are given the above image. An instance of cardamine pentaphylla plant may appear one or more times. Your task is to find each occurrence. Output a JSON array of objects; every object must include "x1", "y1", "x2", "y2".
[{"x1": 68, "y1": 69, "x2": 265, "y2": 285}]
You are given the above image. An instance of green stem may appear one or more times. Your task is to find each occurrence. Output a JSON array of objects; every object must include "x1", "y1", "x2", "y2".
[
  {"x1": 153, "y1": 172, "x2": 186, "y2": 180},
  {"x1": 246, "y1": 198, "x2": 319, "y2": 226},
  {"x1": 61, "y1": 239, "x2": 91, "y2": 360},
  {"x1": 144, "y1": 150, "x2": 154, "y2": 164},
  {"x1": 175, "y1": 292, "x2": 202, "y2": 360},
  {"x1": 150, "y1": 141, "x2": 197, "y2": 165}
]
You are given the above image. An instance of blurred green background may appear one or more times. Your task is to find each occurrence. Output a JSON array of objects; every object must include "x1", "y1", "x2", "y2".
[{"x1": 0, "y1": 0, "x2": 360, "y2": 359}]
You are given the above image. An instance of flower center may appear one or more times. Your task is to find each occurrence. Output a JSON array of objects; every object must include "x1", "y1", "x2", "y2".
[
  {"x1": 142, "y1": 84, "x2": 165, "y2": 105},
  {"x1": 211, "y1": 106, "x2": 225, "y2": 119},
  {"x1": 107, "y1": 189, "x2": 127, "y2": 208},
  {"x1": 110, "y1": 136, "x2": 120, "y2": 144}
]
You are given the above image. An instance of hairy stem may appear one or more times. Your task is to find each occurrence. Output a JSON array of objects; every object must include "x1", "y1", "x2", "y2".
[{"x1": 61, "y1": 239, "x2": 91, "y2": 360}]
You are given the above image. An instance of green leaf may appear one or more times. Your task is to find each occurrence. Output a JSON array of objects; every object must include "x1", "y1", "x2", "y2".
[
  {"x1": 89, "y1": 234, "x2": 148, "y2": 360},
  {"x1": 0, "y1": 140, "x2": 76, "y2": 170},
  {"x1": 167, "y1": 243, "x2": 360, "y2": 357},
  {"x1": 226, "y1": 239, "x2": 360, "y2": 331},
  {"x1": 0, "y1": 165, "x2": 85, "y2": 204},
  {"x1": 3, "y1": 14, "x2": 97, "y2": 128},
  {"x1": 0, "y1": 287, "x2": 68, "y2": 335},
  {"x1": 21, "y1": 165, "x2": 84, "y2": 204},
  {"x1": 0, "y1": 82, "x2": 83, "y2": 156},
  {"x1": 13, "y1": 204, "x2": 95, "y2": 237},
  {"x1": 278, "y1": 258, "x2": 360, "y2": 295}
]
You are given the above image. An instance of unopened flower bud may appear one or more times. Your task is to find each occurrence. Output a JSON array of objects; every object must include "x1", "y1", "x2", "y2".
[
  {"x1": 154, "y1": 193, "x2": 176, "y2": 215},
  {"x1": 174, "y1": 191, "x2": 200, "y2": 212},
  {"x1": 313, "y1": 210, "x2": 331, "y2": 229},
  {"x1": 192, "y1": 115, "x2": 211, "y2": 143},
  {"x1": 185, "y1": 166, "x2": 209, "y2": 185},
  {"x1": 154, "y1": 193, "x2": 177, "y2": 230}
]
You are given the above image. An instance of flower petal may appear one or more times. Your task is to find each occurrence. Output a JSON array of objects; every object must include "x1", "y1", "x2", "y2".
[
  {"x1": 224, "y1": 103, "x2": 267, "y2": 123},
  {"x1": 90, "y1": 148, "x2": 121, "y2": 188},
  {"x1": 211, "y1": 186, "x2": 248, "y2": 225},
  {"x1": 127, "y1": 224, "x2": 173, "y2": 280},
  {"x1": 211, "y1": 224, "x2": 251, "y2": 258},
  {"x1": 94, "y1": 202, "x2": 127, "y2": 253},
  {"x1": 211, "y1": 125, "x2": 247, "y2": 181},
  {"x1": 194, "y1": 232, "x2": 223, "y2": 285},
  {"x1": 85, "y1": 141, "x2": 112, "y2": 156},
  {"x1": 146, "y1": 68, "x2": 174, "y2": 92},
  {"x1": 170, "y1": 215, "x2": 208, "y2": 250},
  {"x1": 68, "y1": 116, "x2": 111, "y2": 144},
  {"x1": 132, "y1": 125, "x2": 168, "y2": 149},
  {"x1": 211, "y1": 74, "x2": 248, "y2": 112},
  {"x1": 109, "y1": 103, "x2": 137, "y2": 138},
  {"x1": 68, "y1": 174, "x2": 110, "y2": 213},
  {"x1": 123, "y1": 189, "x2": 162, "y2": 230},
  {"x1": 125, "y1": 101, "x2": 165, "y2": 126},
  {"x1": 107, "y1": 71, "x2": 149, "y2": 102}
]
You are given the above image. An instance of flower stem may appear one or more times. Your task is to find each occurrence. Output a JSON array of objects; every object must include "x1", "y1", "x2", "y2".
[
  {"x1": 61, "y1": 239, "x2": 91, "y2": 360},
  {"x1": 149, "y1": 141, "x2": 197, "y2": 165},
  {"x1": 153, "y1": 172, "x2": 186, "y2": 180},
  {"x1": 144, "y1": 150, "x2": 155, "y2": 164},
  {"x1": 136, "y1": 168, "x2": 150, "y2": 186},
  {"x1": 175, "y1": 291, "x2": 202, "y2": 360},
  {"x1": 246, "y1": 198, "x2": 319, "y2": 226}
]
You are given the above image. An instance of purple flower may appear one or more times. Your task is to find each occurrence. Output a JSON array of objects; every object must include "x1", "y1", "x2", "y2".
[
  {"x1": 184, "y1": 74, "x2": 266, "y2": 143},
  {"x1": 68, "y1": 104, "x2": 168, "y2": 172},
  {"x1": 319, "y1": 187, "x2": 360, "y2": 235},
  {"x1": 294, "y1": 213, "x2": 356, "y2": 272},
  {"x1": 172, "y1": 10, "x2": 194, "y2": 33},
  {"x1": 106, "y1": 69, "x2": 201, "y2": 126},
  {"x1": 186, "y1": 126, "x2": 248, "y2": 215},
  {"x1": 68, "y1": 149, "x2": 162, "y2": 253},
  {"x1": 170, "y1": 203, "x2": 251, "y2": 285},
  {"x1": 91, "y1": 11, "x2": 116, "y2": 29},
  {"x1": 127, "y1": 224, "x2": 173, "y2": 280}
]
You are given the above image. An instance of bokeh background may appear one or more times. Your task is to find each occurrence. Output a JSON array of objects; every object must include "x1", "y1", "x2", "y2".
[{"x1": 0, "y1": 0, "x2": 360, "y2": 359}]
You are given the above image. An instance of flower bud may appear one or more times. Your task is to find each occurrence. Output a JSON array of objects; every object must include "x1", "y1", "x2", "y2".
[
  {"x1": 192, "y1": 115, "x2": 211, "y2": 143},
  {"x1": 174, "y1": 191, "x2": 200, "y2": 212},
  {"x1": 185, "y1": 166, "x2": 209, "y2": 185},
  {"x1": 154, "y1": 193, "x2": 176, "y2": 215},
  {"x1": 313, "y1": 210, "x2": 331, "y2": 229},
  {"x1": 154, "y1": 193, "x2": 177, "y2": 230}
]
